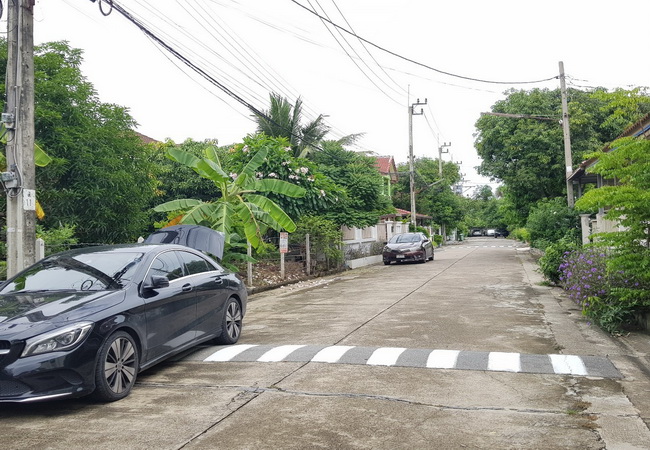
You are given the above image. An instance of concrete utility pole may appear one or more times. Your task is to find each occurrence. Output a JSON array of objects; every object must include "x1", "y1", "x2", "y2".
[
  {"x1": 408, "y1": 97, "x2": 426, "y2": 227},
  {"x1": 4, "y1": 0, "x2": 36, "y2": 277},
  {"x1": 559, "y1": 61, "x2": 574, "y2": 208},
  {"x1": 438, "y1": 142, "x2": 451, "y2": 177}
]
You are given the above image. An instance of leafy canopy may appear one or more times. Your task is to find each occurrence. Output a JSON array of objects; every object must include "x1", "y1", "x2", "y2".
[
  {"x1": 575, "y1": 137, "x2": 650, "y2": 305},
  {"x1": 154, "y1": 135, "x2": 306, "y2": 249},
  {"x1": 0, "y1": 40, "x2": 160, "y2": 244},
  {"x1": 475, "y1": 87, "x2": 650, "y2": 225}
]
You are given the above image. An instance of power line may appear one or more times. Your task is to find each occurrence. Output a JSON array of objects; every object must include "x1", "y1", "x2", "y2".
[
  {"x1": 306, "y1": 0, "x2": 403, "y2": 106},
  {"x1": 103, "y1": 1, "x2": 330, "y2": 152},
  {"x1": 290, "y1": 0, "x2": 558, "y2": 85}
]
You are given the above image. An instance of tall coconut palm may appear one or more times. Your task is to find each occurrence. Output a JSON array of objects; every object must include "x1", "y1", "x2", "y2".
[
  {"x1": 252, "y1": 93, "x2": 330, "y2": 159},
  {"x1": 153, "y1": 143, "x2": 305, "y2": 249}
]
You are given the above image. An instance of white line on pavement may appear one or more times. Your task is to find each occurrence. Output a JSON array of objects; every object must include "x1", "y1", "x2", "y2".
[
  {"x1": 258, "y1": 345, "x2": 306, "y2": 362},
  {"x1": 488, "y1": 352, "x2": 521, "y2": 372},
  {"x1": 426, "y1": 349, "x2": 460, "y2": 369},
  {"x1": 203, "y1": 344, "x2": 258, "y2": 362},
  {"x1": 549, "y1": 354, "x2": 587, "y2": 375},
  {"x1": 311, "y1": 346, "x2": 355, "y2": 363},
  {"x1": 367, "y1": 347, "x2": 407, "y2": 366}
]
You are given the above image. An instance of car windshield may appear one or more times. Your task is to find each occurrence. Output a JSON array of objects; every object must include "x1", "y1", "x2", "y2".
[
  {"x1": 0, "y1": 252, "x2": 145, "y2": 294},
  {"x1": 389, "y1": 234, "x2": 422, "y2": 244}
]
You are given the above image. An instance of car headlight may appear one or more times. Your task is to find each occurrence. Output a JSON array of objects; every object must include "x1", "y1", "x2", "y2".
[{"x1": 22, "y1": 322, "x2": 94, "y2": 357}]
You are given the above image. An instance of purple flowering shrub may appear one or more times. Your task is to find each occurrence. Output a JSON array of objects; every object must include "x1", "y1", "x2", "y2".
[
  {"x1": 560, "y1": 247, "x2": 648, "y2": 333},
  {"x1": 559, "y1": 247, "x2": 609, "y2": 307}
]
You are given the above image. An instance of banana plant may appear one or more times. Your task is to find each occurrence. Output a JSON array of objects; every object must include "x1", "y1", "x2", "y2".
[{"x1": 154, "y1": 144, "x2": 305, "y2": 249}]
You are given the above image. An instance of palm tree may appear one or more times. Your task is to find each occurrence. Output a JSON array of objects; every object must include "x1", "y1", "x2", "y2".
[
  {"x1": 154, "y1": 143, "x2": 305, "y2": 249},
  {"x1": 252, "y1": 93, "x2": 330, "y2": 159}
]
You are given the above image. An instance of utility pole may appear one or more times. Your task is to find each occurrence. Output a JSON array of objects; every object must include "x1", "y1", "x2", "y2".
[
  {"x1": 559, "y1": 61, "x2": 574, "y2": 208},
  {"x1": 4, "y1": 0, "x2": 36, "y2": 277},
  {"x1": 408, "y1": 97, "x2": 426, "y2": 228},
  {"x1": 438, "y1": 142, "x2": 451, "y2": 177}
]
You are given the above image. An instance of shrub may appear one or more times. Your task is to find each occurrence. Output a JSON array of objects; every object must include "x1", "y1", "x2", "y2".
[
  {"x1": 510, "y1": 227, "x2": 530, "y2": 243},
  {"x1": 559, "y1": 246, "x2": 649, "y2": 333},
  {"x1": 526, "y1": 198, "x2": 580, "y2": 248},
  {"x1": 36, "y1": 224, "x2": 78, "y2": 256},
  {"x1": 409, "y1": 224, "x2": 430, "y2": 238},
  {"x1": 537, "y1": 236, "x2": 580, "y2": 284},
  {"x1": 433, "y1": 235, "x2": 443, "y2": 246}
]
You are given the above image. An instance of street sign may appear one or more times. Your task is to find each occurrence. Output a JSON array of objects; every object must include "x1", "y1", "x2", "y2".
[{"x1": 279, "y1": 232, "x2": 289, "y2": 253}]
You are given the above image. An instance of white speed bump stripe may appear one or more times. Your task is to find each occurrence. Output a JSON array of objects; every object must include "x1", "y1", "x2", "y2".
[
  {"x1": 204, "y1": 344, "x2": 258, "y2": 362},
  {"x1": 549, "y1": 354, "x2": 587, "y2": 376},
  {"x1": 203, "y1": 345, "x2": 620, "y2": 378},
  {"x1": 488, "y1": 352, "x2": 521, "y2": 372},
  {"x1": 426, "y1": 349, "x2": 460, "y2": 369},
  {"x1": 366, "y1": 347, "x2": 407, "y2": 366},
  {"x1": 258, "y1": 345, "x2": 306, "y2": 362},
  {"x1": 312, "y1": 346, "x2": 355, "y2": 363}
]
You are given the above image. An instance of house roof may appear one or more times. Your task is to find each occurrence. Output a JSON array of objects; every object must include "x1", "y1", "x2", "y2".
[
  {"x1": 135, "y1": 132, "x2": 159, "y2": 145},
  {"x1": 374, "y1": 156, "x2": 399, "y2": 182},
  {"x1": 374, "y1": 156, "x2": 397, "y2": 173},
  {"x1": 382, "y1": 208, "x2": 432, "y2": 220},
  {"x1": 568, "y1": 112, "x2": 650, "y2": 182}
]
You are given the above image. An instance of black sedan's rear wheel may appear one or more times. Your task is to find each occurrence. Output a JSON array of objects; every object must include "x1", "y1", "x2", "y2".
[
  {"x1": 93, "y1": 331, "x2": 139, "y2": 402},
  {"x1": 214, "y1": 297, "x2": 243, "y2": 345}
]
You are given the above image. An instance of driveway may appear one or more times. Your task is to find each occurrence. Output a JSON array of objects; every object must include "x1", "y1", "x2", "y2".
[{"x1": 2, "y1": 237, "x2": 650, "y2": 449}]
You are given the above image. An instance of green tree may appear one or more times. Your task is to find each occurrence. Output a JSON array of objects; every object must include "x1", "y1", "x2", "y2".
[
  {"x1": 153, "y1": 136, "x2": 306, "y2": 249},
  {"x1": 153, "y1": 138, "x2": 229, "y2": 205},
  {"x1": 311, "y1": 140, "x2": 393, "y2": 228},
  {"x1": 227, "y1": 134, "x2": 344, "y2": 221},
  {"x1": 0, "y1": 40, "x2": 159, "y2": 244},
  {"x1": 252, "y1": 93, "x2": 330, "y2": 158},
  {"x1": 392, "y1": 157, "x2": 462, "y2": 230},
  {"x1": 525, "y1": 198, "x2": 580, "y2": 249},
  {"x1": 575, "y1": 137, "x2": 650, "y2": 304},
  {"x1": 475, "y1": 87, "x2": 650, "y2": 225}
]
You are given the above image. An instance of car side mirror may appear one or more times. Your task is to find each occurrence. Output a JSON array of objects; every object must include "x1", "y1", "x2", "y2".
[{"x1": 145, "y1": 275, "x2": 170, "y2": 290}]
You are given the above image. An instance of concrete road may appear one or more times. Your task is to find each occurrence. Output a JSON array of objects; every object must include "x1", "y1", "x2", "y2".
[{"x1": 3, "y1": 237, "x2": 650, "y2": 449}]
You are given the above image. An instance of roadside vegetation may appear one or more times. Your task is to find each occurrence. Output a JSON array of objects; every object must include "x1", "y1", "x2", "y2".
[
  {"x1": 476, "y1": 88, "x2": 650, "y2": 333},
  {"x1": 1, "y1": 39, "x2": 650, "y2": 333}
]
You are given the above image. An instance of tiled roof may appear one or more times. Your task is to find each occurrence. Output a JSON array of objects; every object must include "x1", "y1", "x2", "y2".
[
  {"x1": 382, "y1": 208, "x2": 432, "y2": 220},
  {"x1": 135, "y1": 132, "x2": 159, "y2": 144},
  {"x1": 374, "y1": 156, "x2": 396, "y2": 175}
]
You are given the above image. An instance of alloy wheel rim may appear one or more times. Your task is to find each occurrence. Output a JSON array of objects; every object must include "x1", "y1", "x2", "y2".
[
  {"x1": 225, "y1": 301, "x2": 242, "y2": 340},
  {"x1": 104, "y1": 337, "x2": 137, "y2": 394}
]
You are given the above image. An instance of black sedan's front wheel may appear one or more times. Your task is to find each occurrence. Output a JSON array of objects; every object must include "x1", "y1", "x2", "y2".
[
  {"x1": 214, "y1": 297, "x2": 243, "y2": 345},
  {"x1": 93, "y1": 331, "x2": 139, "y2": 402}
]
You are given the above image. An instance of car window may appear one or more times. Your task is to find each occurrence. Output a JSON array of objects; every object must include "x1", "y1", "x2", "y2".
[
  {"x1": 176, "y1": 251, "x2": 216, "y2": 275},
  {"x1": 148, "y1": 252, "x2": 184, "y2": 282},
  {"x1": 390, "y1": 234, "x2": 421, "y2": 244},
  {"x1": 0, "y1": 252, "x2": 144, "y2": 293}
]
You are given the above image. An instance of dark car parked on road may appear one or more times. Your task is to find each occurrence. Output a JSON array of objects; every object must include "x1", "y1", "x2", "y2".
[
  {"x1": 383, "y1": 232, "x2": 434, "y2": 265},
  {"x1": 0, "y1": 237, "x2": 247, "y2": 403}
]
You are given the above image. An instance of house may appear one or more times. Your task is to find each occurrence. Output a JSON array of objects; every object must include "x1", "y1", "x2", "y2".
[
  {"x1": 568, "y1": 113, "x2": 650, "y2": 243},
  {"x1": 373, "y1": 156, "x2": 399, "y2": 197}
]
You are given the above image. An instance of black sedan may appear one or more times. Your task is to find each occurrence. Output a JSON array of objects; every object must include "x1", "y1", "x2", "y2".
[
  {"x1": 382, "y1": 232, "x2": 434, "y2": 265},
  {"x1": 0, "y1": 243, "x2": 247, "y2": 403}
]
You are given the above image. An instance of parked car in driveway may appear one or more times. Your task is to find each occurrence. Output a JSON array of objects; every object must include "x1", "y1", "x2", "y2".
[
  {"x1": 0, "y1": 227, "x2": 247, "y2": 403},
  {"x1": 382, "y1": 232, "x2": 434, "y2": 265}
]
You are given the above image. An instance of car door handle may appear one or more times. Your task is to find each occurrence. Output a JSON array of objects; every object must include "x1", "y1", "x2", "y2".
[
  {"x1": 212, "y1": 276, "x2": 224, "y2": 285},
  {"x1": 181, "y1": 283, "x2": 193, "y2": 292}
]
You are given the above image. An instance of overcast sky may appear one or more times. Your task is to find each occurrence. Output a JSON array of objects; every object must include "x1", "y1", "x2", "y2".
[{"x1": 31, "y1": 0, "x2": 650, "y2": 194}]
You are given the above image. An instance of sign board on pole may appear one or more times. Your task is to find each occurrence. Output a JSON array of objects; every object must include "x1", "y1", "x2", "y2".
[{"x1": 279, "y1": 232, "x2": 289, "y2": 253}]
